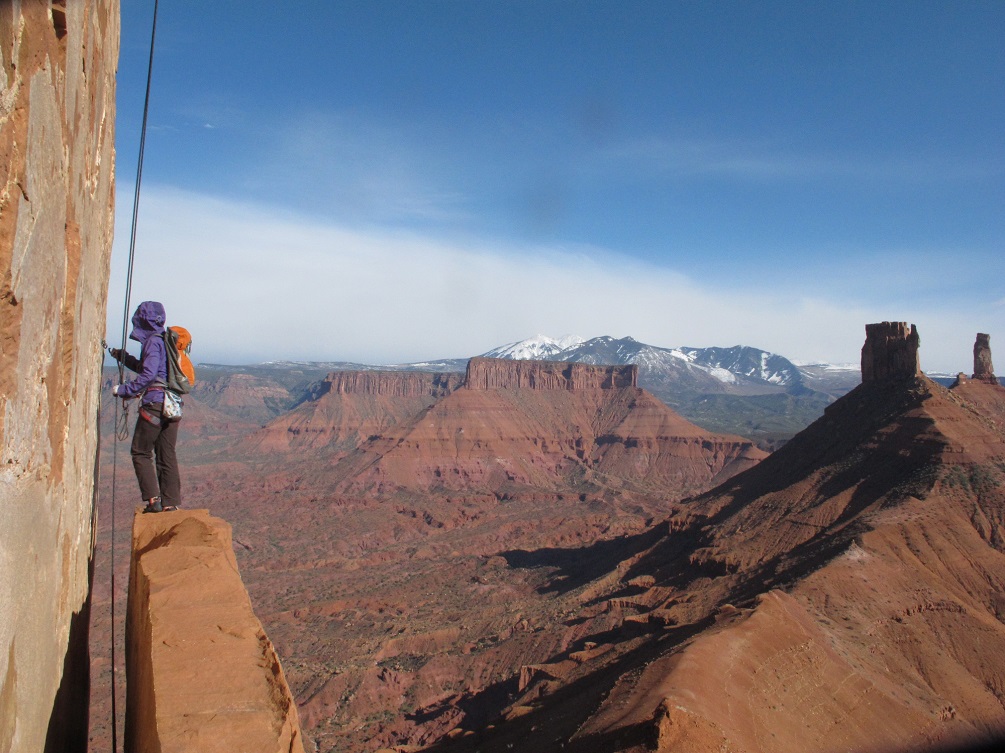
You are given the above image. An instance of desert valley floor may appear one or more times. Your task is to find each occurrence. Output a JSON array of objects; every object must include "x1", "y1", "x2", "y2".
[{"x1": 89, "y1": 343, "x2": 1005, "y2": 752}]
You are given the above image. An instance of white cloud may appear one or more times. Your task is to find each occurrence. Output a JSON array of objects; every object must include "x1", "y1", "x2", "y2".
[
  {"x1": 262, "y1": 109, "x2": 474, "y2": 225},
  {"x1": 105, "y1": 186, "x2": 1001, "y2": 373},
  {"x1": 599, "y1": 135, "x2": 1003, "y2": 184}
]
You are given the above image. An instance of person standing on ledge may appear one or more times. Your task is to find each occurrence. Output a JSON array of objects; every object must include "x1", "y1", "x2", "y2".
[{"x1": 109, "y1": 300, "x2": 181, "y2": 513}]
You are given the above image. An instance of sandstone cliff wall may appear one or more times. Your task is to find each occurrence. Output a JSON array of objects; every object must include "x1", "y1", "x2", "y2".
[
  {"x1": 333, "y1": 378, "x2": 764, "y2": 496},
  {"x1": 464, "y1": 357, "x2": 638, "y2": 391},
  {"x1": 125, "y1": 510, "x2": 306, "y2": 753},
  {"x1": 325, "y1": 369, "x2": 462, "y2": 398},
  {"x1": 0, "y1": 3, "x2": 118, "y2": 751},
  {"x1": 245, "y1": 371, "x2": 465, "y2": 454}
]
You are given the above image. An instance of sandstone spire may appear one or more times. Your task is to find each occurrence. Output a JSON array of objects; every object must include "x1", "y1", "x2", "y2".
[
  {"x1": 972, "y1": 333, "x2": 997, "y2": 384},
  {"x1": 860, "y1": 322, "x2": 921, "y2": 382}
]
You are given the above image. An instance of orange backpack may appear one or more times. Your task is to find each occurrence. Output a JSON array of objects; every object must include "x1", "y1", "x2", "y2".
[{"x1": 164, "y1": 326, "x2": 196, "y2": 393}]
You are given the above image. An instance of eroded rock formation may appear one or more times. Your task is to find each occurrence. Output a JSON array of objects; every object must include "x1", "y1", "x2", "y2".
[
  {"x1": 973, "y1": 333, "x2": 996, "y2": 384},
  {"x1": 465, "y1": 356, "x2": 637, "y2": 391},
  {"x1": 191, "y1": 372, "x2": 295, "y2": 424},
  {"x1": 442, "y1": 354, "x2": 1005, "y2": 753},
  {"x1": 1, "y1": 3, "x2": 118, "y2": 751},
  {"x1": 246, "y1": 370, "x2": 464, "y2": 453},
  {"x1": 328, "y1": 370, "x2": 462, "y2": 397},
  {"x1": 125, "y1": 510, "x2": 305, "y2": 753},
  {"x1": 327, "y1": 361, "x2": 763, "y2": 497},
  {"x1": 860, "y1": 321, "x2": 921, "y2": 382}
]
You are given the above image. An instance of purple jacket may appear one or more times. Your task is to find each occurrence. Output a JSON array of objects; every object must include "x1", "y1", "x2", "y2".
[{"x1": 117, "y1": 301, "x2": 167, "y2": 405}]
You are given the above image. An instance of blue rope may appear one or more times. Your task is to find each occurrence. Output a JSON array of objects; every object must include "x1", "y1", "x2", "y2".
[{"x1": 110, "y1": 2, "x2": 159, "y2": 750}]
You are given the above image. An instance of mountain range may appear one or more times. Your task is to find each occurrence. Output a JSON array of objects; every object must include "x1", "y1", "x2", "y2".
[{"x1": 198, "y1": 334, "x2": 863, "y2": 447}]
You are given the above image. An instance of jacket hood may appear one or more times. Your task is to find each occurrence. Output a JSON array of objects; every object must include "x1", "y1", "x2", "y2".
[{"x1": 129, "y1": 301, "x2": 166, "y2": 343}]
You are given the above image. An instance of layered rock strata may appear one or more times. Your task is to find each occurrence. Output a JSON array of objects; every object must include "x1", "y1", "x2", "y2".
[
  {"x1": 973, "y1": 333, "x2": 996, "y2": 384},
  {"x1": 125, "y1": 509, "x2": 305, "y2": 753},
  {"x1": 1, "y1": 3, "x2": 118, "y2": 751},
  {"x1": 331, "y1": 363, "x2": 764, "y2": 496},
  {"x1": 328, "y1": 370, "x2": 462, "y2": 397},
  {"x1": 465, "y1": 356, "x2": 637, "y2": 391},
  {"x1": 861, "y1": 321, "x2": 921, "y2": 382},
  {"x1": 246, "y1": 370, "x2": 464, "y2": 453}
]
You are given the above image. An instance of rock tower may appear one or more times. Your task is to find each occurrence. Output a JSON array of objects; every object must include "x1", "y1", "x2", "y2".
[
  {"x1": 860, "y1": 322, "x2": 921, "y2": 383},
  {"x1": 973, "y1": 333, "x2": 997, "y2": 384}
]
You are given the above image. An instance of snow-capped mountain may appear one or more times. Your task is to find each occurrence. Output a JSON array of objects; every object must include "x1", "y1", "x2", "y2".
[
  {"x1": 235, "y1": 335, "x2": 859, "y2": 446},
  {"x1": 472, "y1": 334, "x2": 854, "y2": 445},
  {"x1": 481, "y1": 334, "x2": 586, "y2": 361},
  {"x1": 674, "y1": 345, "x2": 801, "y2": 387},
  {"x1": 480, "y1": 335, "x2": 803, "y2": 391}
]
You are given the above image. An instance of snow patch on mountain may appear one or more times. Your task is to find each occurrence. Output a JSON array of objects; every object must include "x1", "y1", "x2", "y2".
[
  {"x1": 792, "y1": 361, "x2": 860, "y2": 372},
  {"x1": 481, "y1": 334, "x2": 585, "y2": 361},
  {"x1": 708, "y1": 367, "x2": 738, "y2": 384}
]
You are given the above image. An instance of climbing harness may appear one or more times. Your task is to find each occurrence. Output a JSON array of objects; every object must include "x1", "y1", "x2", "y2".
[{"x1": 104, "y1": 2, "x2": 160, "y2": 751}]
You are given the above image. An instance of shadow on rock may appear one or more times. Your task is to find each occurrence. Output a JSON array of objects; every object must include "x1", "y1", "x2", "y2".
[{"x1": 500, "y1": 526, "x2": 665, "y2": 595}]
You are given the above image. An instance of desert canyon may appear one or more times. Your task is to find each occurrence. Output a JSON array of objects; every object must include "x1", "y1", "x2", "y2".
[
  {"x1": 86, "y1": 323, "x2": 1005, "y2": 753},
  {"x1": 4, "y1": 4, "x2": 1005, "y2": 753}
]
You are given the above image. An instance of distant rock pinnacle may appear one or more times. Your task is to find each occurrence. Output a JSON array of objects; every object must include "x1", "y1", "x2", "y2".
[
  {"x1": 860, "y1": 322, "x2": 921, "y2": 382},
  {"x1": 973, "y1": 333, "x2": 997, "y2": 384}
]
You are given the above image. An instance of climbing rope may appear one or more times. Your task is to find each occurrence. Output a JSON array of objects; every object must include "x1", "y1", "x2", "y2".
[{"x1": 106, "y1": 2, "x2": 160, "y2": 751}]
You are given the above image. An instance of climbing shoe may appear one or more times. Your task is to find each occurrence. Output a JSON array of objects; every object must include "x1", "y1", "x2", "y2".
[{"x1": 142, "y1": 497, "x2": 163, "y2": 514}]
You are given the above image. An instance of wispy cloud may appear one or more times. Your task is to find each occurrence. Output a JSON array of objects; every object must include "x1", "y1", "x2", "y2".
[
  {"x1": 106, "y1": 187, "x2": 1000, "y2": 373},
  {"x1": 598, "y1": 135, "x2": 1003, "y2": 184},
  {"x1": 259, "y1": 109, "x2": 475, "y2": 225}
]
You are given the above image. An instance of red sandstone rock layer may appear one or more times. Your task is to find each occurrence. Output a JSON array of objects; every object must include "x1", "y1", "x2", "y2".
[
  {"x1": 465, "y1": 356, "x2": 637, "y2": 391},
  {"x1": 245, "y1": 370, "x2": 463, "y2": 453},
  {"x1": 330, "y1": 377, "x2": 764, "y2": 496},
  {"x1": 192, "y1": 372, "x2": 294, "y2": 423},
  {"x1": 244, "y1": 361, "x2": 759, "y2": 497},
  {"x1": 125, "y1": 509, "x2": 305, "y2": 753},
  {"x1": 329, "y1": 370, "x2": 462, "y2": 397}
]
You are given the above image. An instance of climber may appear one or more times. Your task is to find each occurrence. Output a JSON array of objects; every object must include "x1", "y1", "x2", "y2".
[{"x1": 108, "y1": 300, "x2": 181, "y2": 513}]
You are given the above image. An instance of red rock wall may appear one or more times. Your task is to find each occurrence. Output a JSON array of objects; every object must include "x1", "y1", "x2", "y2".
[
  {"x1": 326, "y1": 370, "x2": 462, "y2": 397},
  {"x1": 246, "y1": 371, "x2": 464, "y2": 454},
  {"x1": 335, "y1": 381, "x2": 765, "y2": 496},
  {"x1": 861, "y1": 321, "x2": 921, "y2": 382},
  {"x1": 0, "y1": 3, "x2": 118, "y2": 751},
  {"x1": 464, "y1": 357, "x2": 638, "y2": 391},
  {"x1": 125, "y1": 510, "x2": 306, "y2": 753}
]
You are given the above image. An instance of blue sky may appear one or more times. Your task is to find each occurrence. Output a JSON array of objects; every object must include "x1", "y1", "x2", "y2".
[{"x1": 109, "y1": 1, "x2": 1004, "y2": 371}]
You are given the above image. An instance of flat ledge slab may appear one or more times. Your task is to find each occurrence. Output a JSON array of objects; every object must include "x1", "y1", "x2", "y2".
[{"x1": 125, "y1": 508, "x2": 305, "y2": 753}]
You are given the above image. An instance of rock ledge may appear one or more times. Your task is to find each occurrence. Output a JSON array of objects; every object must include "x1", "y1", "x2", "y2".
[{"x1": 125, "y1": 509, "x2": 305, "y2": 753}]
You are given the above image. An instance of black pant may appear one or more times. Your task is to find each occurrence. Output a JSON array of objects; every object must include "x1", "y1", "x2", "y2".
[{"x1": 130, "y1": 402, "x2": 181, "y2": 505}]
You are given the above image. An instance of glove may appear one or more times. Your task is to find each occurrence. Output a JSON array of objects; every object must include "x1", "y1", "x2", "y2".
[{"x1": 112, "y1": 384, "x2": 122, "y2": 396}]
